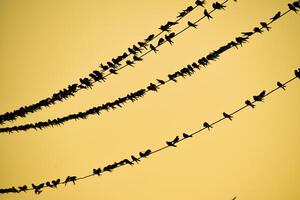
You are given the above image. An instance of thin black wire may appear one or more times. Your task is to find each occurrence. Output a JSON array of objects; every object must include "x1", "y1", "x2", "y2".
[
  {"x1": 0, "y1": 4, "x2": 296, "y2": 134},
  {"x1": 1, "y1": 73, "x2": 298, "y2": 195},
  {"x1": 0, "y1": 1, "x2": 207, "y2": 125}
]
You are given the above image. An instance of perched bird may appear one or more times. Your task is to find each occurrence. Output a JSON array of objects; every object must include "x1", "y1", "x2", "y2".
[
  {"x1": 203, "y1": 122, "x2": 212, "y2": 130},
  {"x1": 109, "y1": 68, "x2": 118, "y2": 74},
  {"x1": 173, "y1": 136, "x2": 180, "y2": 144},
  {"x1": 183, "y1": 133, "x2": 192, "y2": 138},
  {"x1": 235, "y1": 37, "x2": 248, "y2": 46},
  {"x1": 165, "y1": 32, "x2": 175, "y2": 45},
  {"x1": 126, "y1": 60, "x2": 135, "y2": 67},
  {"x1": 133, "y1": 45, "x2": 142, "y2": 53},
  {"x1": 46, "y1": 181, "x2": 54, "y2": 188},
  {"x1": 140, "y1": 149, "x2": 152, "y2": 158},
  {"x1": 253, "y1": 27, "x2": 263, "y2": 33},
  {"x1": 32, "y1": 183, "x2": 44, "y2": 195},
  {"x1": 166, "y1": 141, "x2": 177, "y2": 147},
  {"x1": 65, "y1": 176, "x2": 77, "y2": 185},
  {"x1": 293, "y1": 1, "x2": 300, "y2": 9},
  {"x1": 288, "y1": 3, "x2": 299, "y2": 13},
  {"x1": 295, "y1": 68, "x2": 300, "y2": 78},
  {"x1": 223, "y1": 112, "x2": 233, "y2": 120},
  {"x1": 159, "y1": 24, "x2": 170, "y2": 32},
  {"x1": 51, "y1": 179, "x2": 60, "y2": 188},
  {"x1": 93, "y1": 168, "x2": 102, "y2": 176},
  {"x1": 157, "y1": 79, "x2": 165, "y2": 85},
  {"x1": 260, "y1": 22, "x2": 271, "y2": 31},
  {"x1": 270, "y1": 11, "x2": 281, "y2": 22},
  {"x1": 242, "y1": 32, "x2": 254, "y2": 37},
  {"x1": 212, "y1": 2, "x2": 226, "y2": 10},
  {"x1": 133, "y1": 55, "x2": 143, "y2": 61},
  {"x1": 131, "y1": 155, "x2": 140, "y2": 163},
  {"x1": 184, "y1": 6, "x2": 194, "y2": 13},
  {"x1": 277, "y1": 81, "x2": 286, "y2": 90},
  {"x1": 138, "y1": 41, "x2": 148, "y2": 50},
  {"x1": 107, "y1": 61, "x2": 116, "y2": 69},
  {"x1": 188, "y1": 21, "x2": 197, "y2": 28},
  {"x1": 195, "y1": 0, "x2": 206, "y2": 7},
  {"x1": 204, "y1": 9, "x2": 213, "y2": 19},
  {"x1": 245, "y1": 100, "x2": 255, "y2": 108},
  {"x1": 128, "y1": 47, "x2": 136, "y2": 55},
  {"x1": 157, "y1": 38, "x2": 165, "y2": 46},
  {"x1": 150, "y1": 44, "x2": 158, "y2": 53},
  {"x1": 100, "y1": 63, "x2": 109, "y2": 71},
  {"x1": 253, "y1": 90, "x2": 266, "y2": 102},
  {"x1": 147, "y1": 83, "x2": 158, "y2": 92},
  {"x1": 145, "y1": 34, "x2": 155, "y2": 42},
  {"x1": 166, "y1": 21, "x2": 178, "y2": 27},
  {"x1": 18, "y1": 185, "x2": 28, "y2": 192}
]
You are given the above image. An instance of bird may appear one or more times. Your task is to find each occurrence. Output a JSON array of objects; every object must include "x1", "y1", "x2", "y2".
[
  {"x1": 253, "y1": 27, "x2": 263, "y2": 33},
  {"x1": 109, "y1": 68, "x2": 118, "y2": 74},
  {"x1": 188, "y1": 21, "x2": 197, "y2": 28},
  {"x1": 260, "y1": 22, "x2": 271, "y2": 31},
  {"x1": 18, "y1": 185, "x2": 27, "y2": 192},
  {"x1": 195, "y1": 0, "x2": 206, "y2": 7},
  {"x1": 293, "y1": 1, "x2": 300, "y2": 9},
  {"x1": 277, "y1": 81, "x2": 286, "y2": 90},
  {"x1": 46, "y1": 181, "x2": 54, "y2": 188},
  {"x1": 133, "y1": 45, "x2": 142, "y2": 53},
  {"x1": 51, "y1": 179, "x2": 60, "y2": 188},
  {"x1": 184, "y1": 6, "x2": 194, "y2": 13},
  {"x1": 128, "y1": 47, "x2": 136, "y2": 55},
  {"x1": 165, "y1": 32, "x2": 175, "y2": 45},
  {"x1": 242, "y1": 32, "x2": 254, "y2": 37},
  {"x1": 166, "y1": 141, "x2": 177, "y2": 147},
  {"x1": 223, "y1": 112, "x2": 233, "y2": 120},
  {"x1": 203, "y1": 122, "x2": 212, "y2": 130},
  {"x1": 245, "y1": 100, "x2": 255, "y2": 108},
  {"x1": 126, "y1": 60, "x2": 135, "y2": 67},
  {"x1": 145, "y1": 34, "x2": 155, "y2": 42},
  {"x1": 138, "y1": 41, "x2": 148, "y2": 50},
  {"x1": 253, "y1": 90, "x2": 266, "y2": 102},
  {"x1": 107, "y1": 61, "x2": 116, "y2": 69},
  {"x1": 133, "y1": 55, "x2": 143, "y2": 61},
  {"x1": 288, "y1": 3, "x2": 299, "y2": 13},
  {"x1": 147, "y1": 83, "x2": 158, "y2": 92},
  {"x1": 157, "y1": 79, "x2": 165, "y2": 85},
  {"x1": 204, "y1": 9, "x2": 213, "y2": 19},
  {"x1": 295, "y1": 68, "x2": 300, "y2": 78},
  {"x1": 150, "y1": 44, "x2": 158, "y2": 53},
  {"x1": 100, "y1": 63, "x2": 109, "y2": 71},
  {"x1": 212, "y1": 2, "x2": 226, "y2": 10},
  {"x1": 131, "y1": 155, "x2": 140, "y2": 163},
  {"x1": 270, "y1": 11, "x2": 281, "y2": 22},
  {"x1": 93, "y1": 168, "x2": 102, "y2": 176},
  {"x1": 159, "y1": 24, "x2": 170, "y2": 32},
  {"x1": 157, "y1": 38, "x2": 165, "y2": 46},
  {"x1": 166, "y1": 21, "x2": 178, "y2": 27},
  {"x1": 183, "y1": 133, "x2": 192, "y2": 138}
]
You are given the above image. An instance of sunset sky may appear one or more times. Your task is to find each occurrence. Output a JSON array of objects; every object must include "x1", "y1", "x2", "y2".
[{"x1": 0, "y1": 0, "x2": 299, "y2": 199}]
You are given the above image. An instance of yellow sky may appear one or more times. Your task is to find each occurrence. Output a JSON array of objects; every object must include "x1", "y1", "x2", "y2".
[{"x1": 0, "y1": 0, "x2": 299, "y2": 199}]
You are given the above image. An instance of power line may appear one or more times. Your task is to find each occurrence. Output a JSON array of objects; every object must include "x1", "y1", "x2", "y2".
[
  {"x1": 1, "y1": 69, "x2": 298, "y2": 195},
  {"x1": 0, "y1": 2, "x2": 297, "y2": 134},
  {"x1": 0, "y1": 0, "x2": 212, "y2": 124}
]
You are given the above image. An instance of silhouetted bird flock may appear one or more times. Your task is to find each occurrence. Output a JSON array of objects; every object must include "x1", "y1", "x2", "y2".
[{"x1": 0, "y1": 0, "x2": 299, "y2": 196}]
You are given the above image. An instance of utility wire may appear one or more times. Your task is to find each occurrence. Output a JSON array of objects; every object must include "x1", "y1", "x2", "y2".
[
  {"x1": 0, "y1": 1, "x2": 298, "y2": 134},
  {"x1": 1, "y1": 69, "x2": 298, "y2": 195}
]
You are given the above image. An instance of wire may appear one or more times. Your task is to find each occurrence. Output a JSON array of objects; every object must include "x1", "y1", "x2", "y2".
[
  {"x1": 1, "y1": 70, "x2": 298, "y2": 195},
  {"x1": 0, "y1": 2, "x2": 297, "y2": 134}
]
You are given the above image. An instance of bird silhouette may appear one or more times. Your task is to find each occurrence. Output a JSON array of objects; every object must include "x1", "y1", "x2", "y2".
[
  {"x1": 166, "y1": 141, "x2": 177, "y2": 147},
  {"x1": 260, "y1": 22, "x2": 271, "y2": 31},
  {"x1": 140, "y1": 149, "x2": 152, "y2": 158},
  {"x1": 242, "y1": 32, "x2": 254, "y2": 37},
  {"x1": 133, "y1": 45, "x2": 142, "y2": 53},
  {"x1": 288, "y1": 3, "x2": 299, "y2": 13},
  {"x1": 270, "y1": 11, "x2": 281, "y2": 22},
  {"x1": 253, "y1": 90, "x2": 266, "y2": 102},
  {"x1": 150, "y1": 44, "x2": 158, "y2": 53},
  {"x1": 32, "y1": 183, "x2": 44, "y2": 194},
  {"x1": 18, "y1": 185, "x2": 27, "y2": 192},
  {"x1": 107, "y1": 61, "x2": 116, "y2": 69},
  {"x1": 204, "y1": 9, "x2": 213, "y2": 19},
  {"x1": 245, "y1": 100, "x2": 255, "y2": 108},
  {"x1": 138, "y1": 41, "x2": 148, "y2": 50},
  {"x1": 195, "y1": 0, "x2": 206, "y2": 7},
  {"x1": 159, "y1": 24, "x2": 170, "y2": 32},
  {"x1": 253, "y1": 27, "x2": 263, "y2": 33},
  {"x1": 100, "y1": 63, "x2": 109, "y2": 71},
  {"x1": 188, "y1": 21, "x2": 198, "y2": 28},
  {"x1": 293, "y1": 1, "x2": 300, "y2": 9},
  {"x1": 128, "y1": 47, "x2": 136, "y2": 55},
  {"x1": 203, "y1": 122, "x2": 212, "y2": 130},
  {"x1": 277, "y1": 81, "x2": 286, "y2": 90},
  {"x1": 109, "y1": 68, "x2": 118, "y2": 74},
  {"x1": 93, "y1": 168, "x2": 102, "y2": 176},
  {"x1": 165, "y1": 32, "x2": 175, "y2": 45},
  {"x1": 131, "y1": 155, "x2": 140, "y2": 163},
  {"x1": 145, "y1": 34, "x2": 155, "y2": 42},
  {"x1": 184, "y1": 6, "x2": 194, "y2": 13},
  {"x1": 126, "y1": 60, "x2": 135, "y2": 67},
  {"x1": 295, "y1": 68, "x2": 300, "y2": 78},
  {"x1": 133, "y1": 55, "x2": 143, "y2": 61},
  {"x1": 157, "y1": 79, "x2": 165, "y2": 85},
  {"x1": 183, "y1": 133, "x2": 192, "y2": 138},
  {"x1": 212, "y1": 2, "x2": 226, "y2": 10},
  {"x1": 223, "y1": 112, "x2": 233, "y2": 120},
  {"x1": 147, "y1": 83, "x2": 158, "y2": 92},
  {"x1": 157, "y1": 38, "x2": 165, "y2": 46},
  {"x1": 51, "y1": 179, "x2": 60, "y2": 188}
]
